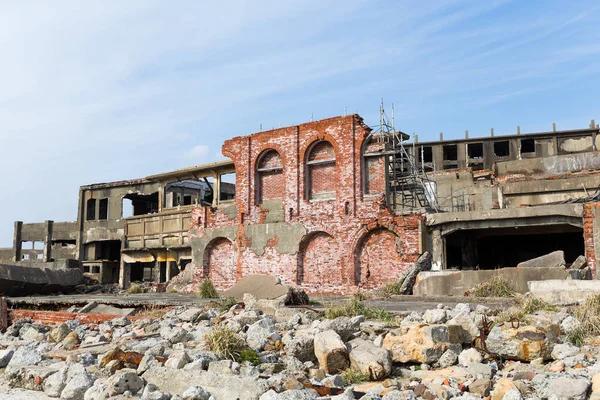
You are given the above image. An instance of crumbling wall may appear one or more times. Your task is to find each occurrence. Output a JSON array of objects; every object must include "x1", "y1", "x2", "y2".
[{"x1": 169, "y1": 115, "x2": 423, "y2": 294}]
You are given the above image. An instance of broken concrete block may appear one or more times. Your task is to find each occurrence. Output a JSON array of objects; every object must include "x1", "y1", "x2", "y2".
[
  {"x1": 313, "y1": 330, "x2": 349, "y2": 374},
  {"x1": 347, "y1": 338, "x2": 392, "y2": 380},
  {"x1": 399, "y1": 251, "x2": 432, "y2": 295},
  {"x1": 570, "y1": 255, "x2": 587, "y2": 270},
  {"x1": 516, "y1": 251, "x2": 565, "y2": 269}
]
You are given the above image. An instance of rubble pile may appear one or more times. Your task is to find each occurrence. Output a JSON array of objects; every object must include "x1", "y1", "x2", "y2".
[{"x1": 1, "y1": 299, "x2": 600, "y2": 400}]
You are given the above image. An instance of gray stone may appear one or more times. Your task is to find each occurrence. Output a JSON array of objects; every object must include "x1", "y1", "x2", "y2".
[
  {"x1": 547, "y1": 376, "x2": 590, "y2": 400},
  {"x1": 313, "y1": 330, "x2": 349, "y2": 375},
  {"x1": 44, "y1": 367, "x2": 68, "y2": 397},
  {"x1": 246, "y1": 318, "x2": 276, "y2": 351},
  {"x1": 447, "y1": 313, "x2": 479, "y2": 343},
  {"x1": 382, "y1": 390, "x2": 417, "y2": 400},
  {"x1": 107, "y1": 371, "x2": 144, "y2": 396},
  {"x1": 424, "y1": 309, "x2": 447, "y2": 324},
  {"x1": 182, "y1": 386, "x2": 211, "y2": 400},
  {"x1": 316, "y1": 317, "x2": 358, "y2": 341},
  {"x1": 321, "y1": 375, "x2": 345, "y2": 388},
  {"x1": 285, "y1": 334, "x2": 316, "y2": 363},
  {"x1": 560, "y1": 316, "x2": 581, "y2": 333},
  {"x1": 50, "y1": 324, "x2": 72, "y2": 343},
  {"x1": 160, "y1": 327, "x2": 189, "y2": 344},
  {"x1": 138, "y1": 354, "x2": 161, "y2": 374},
  {"x1": 60, "y1": 372, "x2": 94, "y2": 400},
  {"x1": 399, "y1": 252, "x2": 432, "y2": 295},
  {"x1": 7, "y1": 346, "x2": 42, "y2": 371},
  {"x1": 458, "y1": 348, "x2": 483, "y2": 367},
  {"x1": 517, "y1": 250, "x2": 565, "y2": 269},
  {"x1": 347, "y1": 338, "x2": 392, "y2": 380},
  {"x1": 501, "y1": 389, "x2": 523, "y2": 400},
  {"x1": 276, "y1": 389, "x2": 318, "y2": 399},
  {"x1": 179, "y1": 308, "x2": 206, "y2": 322},
  {"x1": 571, "y1": 255, "x2": 587, "y2": 269},
  {"x1": 437, "y1": 349, "x2": 458, "y2": 368},
  {"x1": 165, "y1": 351, "x2": 190, "y2": 369},
  {"x1": 141, "y1": 383, "x2": 171, "y2": 400},
  {"x1": 551, "y1": 342, "x2": 580, "y2": 360},
  {"x1": 0, "y1": 349, "x2": 14, "y2": 368}
]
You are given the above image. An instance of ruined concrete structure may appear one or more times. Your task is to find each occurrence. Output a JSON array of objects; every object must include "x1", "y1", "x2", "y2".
[{"x1": 2, "y1": 114, "x2": 600, "y2": 294}]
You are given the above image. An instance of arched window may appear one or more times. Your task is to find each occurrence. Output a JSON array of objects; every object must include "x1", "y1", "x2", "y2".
[
  {"x1": 362, "y1": 137, "x2": 386, "y2": 195},
  {"x1": 306, "y1": 140, "x2": 336, "y2": 200},
  {"x1": 256, "y1": 149, "x2": 283, "y2": 204}
]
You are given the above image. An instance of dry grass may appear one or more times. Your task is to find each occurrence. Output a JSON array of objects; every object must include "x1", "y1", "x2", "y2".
[
  {"x1": 470, "y1": 274, "x2": 516, "y2": 298},
  {"x1": 325, "y1": 293, "x2": 399, "y2": 325},
  {"x1": 135, "y1": 304, "x2": 172, "y2": 319},
  {"x1": 341, "y1": 369, "x2": 369, "y2": 385},
  {"x1": 128, "y1": 283, "x2": 143, "y2": 294},
  {"x1": 519, "y1": 296, "x2": 557, "y2": 314},
  {"x1": 205, "y1": 326, "x2": 246, "y2": 360},
  {"x1": 566, "y1": 294, "x2": 600, "y2": 346},
  {"x1": 198, "y1": 279, "x2": 219, "y2": 298},
  {"x1": 377, "y1": 281, "x2": 403, "y2": 298}
]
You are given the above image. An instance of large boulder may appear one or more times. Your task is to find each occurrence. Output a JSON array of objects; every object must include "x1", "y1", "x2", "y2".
[
  {"x1": 486, "y1": 325, "x2": 553, "y2": 361},
  {"x1": 517, "y1": 251, "x2": 565, "y2": 269},
  {"x1": 347, "y1": 338, "x2": 392, "y2": 380},
  {"x1": 382, "y1": 324, "x2": 462, "y2": 364},
  {"x1": 399, "y1": 252, "x2": 432, "y2": 295},
  {"x1": 313, "y1": 330, "x2": 349, "y2": 374}
]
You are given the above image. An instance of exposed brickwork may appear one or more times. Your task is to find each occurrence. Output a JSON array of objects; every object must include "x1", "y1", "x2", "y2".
[
  {"x1": 0, "y1": 298, "x2": 7, "y2": 333},
  {"x1": 9, "y1": 309, "x2": 144, "y2": 325},
  {"x1": 177, "y1": 115, "x2": 422, "y2": 295},
  {"x1": 583, "y1": 202, "x2": 599, "y2": 275}
]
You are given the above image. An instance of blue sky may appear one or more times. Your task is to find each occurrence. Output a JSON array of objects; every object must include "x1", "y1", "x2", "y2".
[{"x1": 0, "y1": 0, "x2": 599, "y2": 246}]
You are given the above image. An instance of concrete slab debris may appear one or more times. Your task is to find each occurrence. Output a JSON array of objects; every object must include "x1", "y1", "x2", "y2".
[
  {"x1": 528, "y1": 279, "x2": 600, "y2": 305},
  {"x1": 516, "y1": 251, "x2": 566, "y2": 269},
  {"x1": 222, "y1": 275, "x2": 291, "y2": 301}
]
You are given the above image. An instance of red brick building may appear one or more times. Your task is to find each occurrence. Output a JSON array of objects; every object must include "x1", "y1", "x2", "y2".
[{"x1": 170, "y1": 115, "x2": 422, "y2": 294}]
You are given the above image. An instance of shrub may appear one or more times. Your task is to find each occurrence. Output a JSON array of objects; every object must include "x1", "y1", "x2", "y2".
[
  {"x1": 566, "y1": 327, "x2": 585, "y2": 347},
  {"x1": 567, "y1": 294, "x2": 600, "y2": 346},
  {"x1": 378, "y1": 281, "x2": 403, "y2": 298},
  {"x1": 128, "y1": 283, "x2": 143, "y2": 294},
  {"x1": 341, "y1": 369, "x2": 368, "y2": 385},
  {"x1": 205, "y1": 326, "x2": 246, "y2": 360},
  {"x1": 198, "y1": 279, "x2": 219, "y2": 298},
  {"x1": 519, "y1": 297, "x2": 557, "y2": 314},
  {"x1": 325, "y1": 293, "x2": 397, "y2": 325},
  {"x1": 238, "y1": 349, "x2": 260, "y2": 365},
  {"x1": 470, "y1": 274, "x2": 515, "y2": 297},
  {"x1": 218, "y1": 297, "x2": 239, "y2": 312}
]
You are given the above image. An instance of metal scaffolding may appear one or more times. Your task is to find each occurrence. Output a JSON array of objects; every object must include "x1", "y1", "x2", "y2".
[{"x1": 368, "y1": 102, "x2": 439, "y2": 212}]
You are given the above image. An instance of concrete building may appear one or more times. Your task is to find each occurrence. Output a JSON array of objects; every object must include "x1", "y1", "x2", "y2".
[{"x1": 1, "y1": 114, "x2": 600, "y2": 294}]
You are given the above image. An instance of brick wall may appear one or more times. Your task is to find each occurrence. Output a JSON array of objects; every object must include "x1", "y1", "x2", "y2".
[
  {"x1": 583, "y1": 202, "x2": 599, "y2": 275},
  {"x1": 173, "y1": 115, "x2": 422, "y2": 295}
]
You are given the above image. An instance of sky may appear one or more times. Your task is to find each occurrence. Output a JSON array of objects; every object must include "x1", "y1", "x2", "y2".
[{"x1": 0, "y1": 0, "x2": 599, "y2": 246}]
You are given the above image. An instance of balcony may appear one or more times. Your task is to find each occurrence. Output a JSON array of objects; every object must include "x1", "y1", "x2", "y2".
[{"x1": 124, "y1": 208, "x2": 192, "y2": 249}]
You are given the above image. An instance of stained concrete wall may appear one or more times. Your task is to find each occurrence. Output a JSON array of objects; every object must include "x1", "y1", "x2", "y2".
[{"x1": 414, "y1": 267, "x2": 575, "y2": 296}]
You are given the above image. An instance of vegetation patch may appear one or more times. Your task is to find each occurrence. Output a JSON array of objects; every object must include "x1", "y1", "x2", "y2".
[
  {"x1": 377, "y1": 280, "x2": 403, "y2": 298},
  {"x1": 341, "y1": 369, "x2": 368, "y2": 385},
  {"x1": 566, "y1": 294, "x2": 600, "y2": 346},
  {"x1": 238, "y1": 349, "x2": 260, "y2": 365},
  {"x1": 325, "y1": 293, "x2": 398, "y2": 325},
  {"x1": 198, "y1": 279, "x2": 219, "y2": 298},
  {"x1": 205, "y1": 326, "x2": 246, "y2": 360},
  {"x1": 470, "y1": 274, "x2": 516, "y2": 298},
  {"x1": 127, "y1": 283, "x2": 143, "y2": 294}
]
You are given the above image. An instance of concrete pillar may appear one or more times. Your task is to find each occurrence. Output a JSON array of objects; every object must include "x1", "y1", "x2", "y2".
[
  {"x1": 43, "y1": 220, "x2": 53, "y2": 262},
  {"x1": 431, "y1": 229, "x2": 444, "y2": 271},
  {"x1": 119, "y1": 259, "x2": 131, "y2": 289},
  {"x1": 13, "y1": 221, "x2": 22, "y2": 262}
]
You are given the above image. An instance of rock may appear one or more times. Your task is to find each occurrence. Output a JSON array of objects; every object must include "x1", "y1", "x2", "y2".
[
  {"x1": 284, "y1": 287, "x2": 310, "y2": 306},
  {"x1": 469, "y1": 378, "x2": 492, "y2": 397},
  {"x1": 547, "y1": 376, "x2": 590, "y2": 400},
  {"x1": 313, "y1": 330, "x2": 349, "y2": 374},
  {"x1": 138, "y1": 354, "x2": 161, "y2": 374},
  {"x1": 165, "y1": 351, "x2": 190, "y2": 369},
  {"x1": 107, "y1": 371, "x2": 144, "y2": 396},
  {"x1": 548, "y1": 360, "x2": 565, "y2": 372},
  {"x1": 63, "y1": 332, "x2": 80, "y2": 350},
  {"x1": 50, "y1": 324, "x2": 72, "y2": 343},
  {"x1": 424, "y1": 309, "x2": 447, "y2": 324},
  {"x1": 551, "y1": 342, "x2": 580, "y2": 360},
  {"x1": 178, "y1": 308, "x2": 206, "y2": 323},
  {"x1": 590, "y1": 373, "x2": 600, "y2": 400},
  {"x1": 560, "y1": 316, "x2": 581, "y2": 333},
  {"x1": 447, "y1": 313, "x2": 479, "y2": 343},
  {"x1": 60, "y1": 372, "x2": 94, "y2": 400},
  {"x1": 458, "y1": 348, "x2": 483, "y2": 367},
  {"x1": 182, "y1": 386, "x2": 211, "y2": 400},
  {"x1": 486, "y1": 325, "x2": 552, "y2": 361},
  {"x1": 383, "y1": 324, "x2": 461, "y2": 364},
  {"x1": 141, "y1": 383, "x2": 171, "y2": 400},
  {"x1": 399, "y1": 252, "x2": 432, "y2": 295},
  {"x1": 0, "y1": 349, "x2": 14, "y2": 368},
  {"x1": 160, "y1": 327, "x2": 189, "y2": 344},
  {"x1": 437, "y1": 349, "x2": 458, "y2": 368},
  {"x1": 382, "y1": 390, "x2": 417, "y2": 400},
  {"x1": 22, "y1": 326, "x2": 44, "y2": 341},
  {"x1": 143, "y1": 367, "x2": 269, "y2": 399},
  {"x1": 501, "y1": 389, "x2": 523, "y2": 400},
  {"x1": 516, "y1": 250, "x2": 565, "y2": 269},
  {"x1": 347, "y1": 338, "x2": 392, "y2": 380},
  {"x1": 247, "y1": 318, "x2": 276, "y2": 351},
  {"x1": 490, "y1": 378, "x2": 519, "y2": 400},
  {"x1": 7, "y1": 346, "x2": 42, "y2": 372},
  {"x1": 274, "y1": 389, "x2": 318, "y2": 399},
  {"x1": 571, "y1": 255, "x2": 587, "y2": 269},
  {"x1": 44, "y1": 367, "x2": 68, "y2": 397},
  {"x1": 316, "y1": 317, "x2": 357, "y2": 341},
  {"x1": 285, "y1": 334, "x2": 316, "y2": 363}
]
